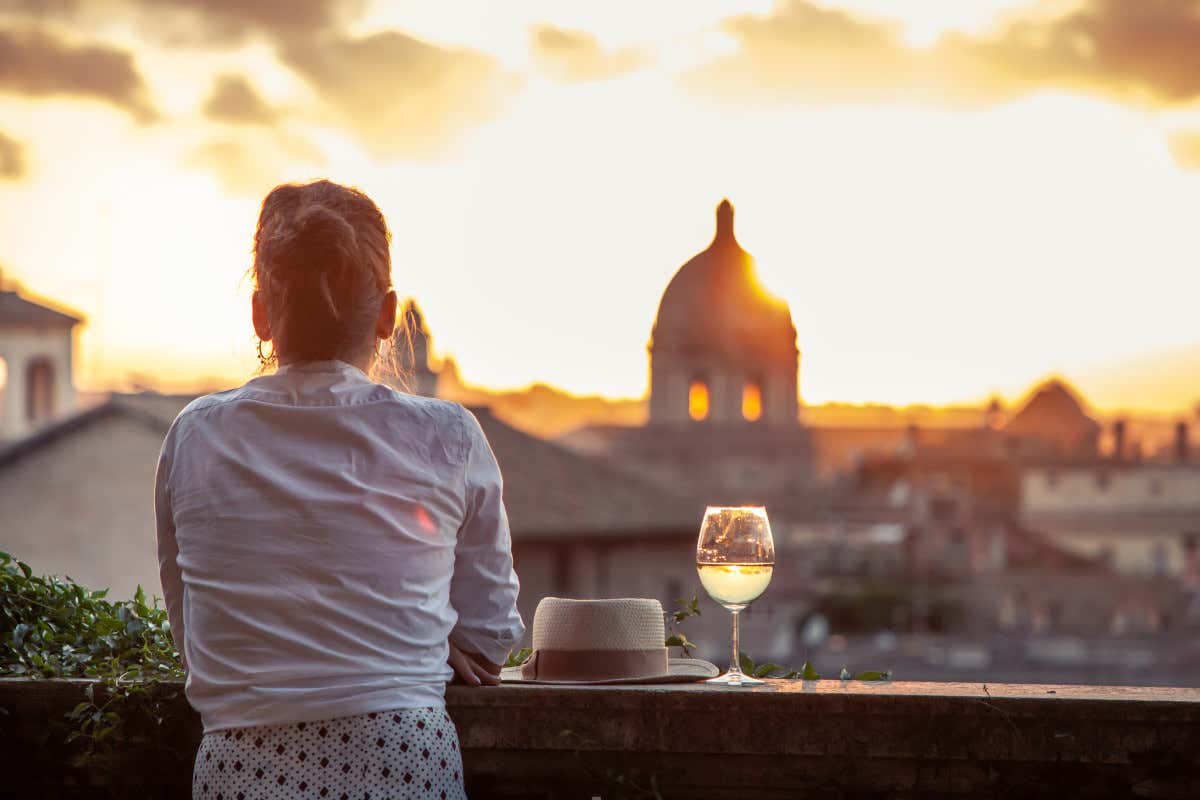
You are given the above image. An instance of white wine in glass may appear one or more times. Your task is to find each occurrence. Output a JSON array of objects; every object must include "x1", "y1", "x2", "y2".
[{"x1": 696, "y1": 506, "x2": 775, "y2": 686}]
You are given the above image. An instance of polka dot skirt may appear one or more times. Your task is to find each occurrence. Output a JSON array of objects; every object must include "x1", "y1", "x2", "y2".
[{"x1": 192, "y1": 707, "x2": 467, "y2": 800}]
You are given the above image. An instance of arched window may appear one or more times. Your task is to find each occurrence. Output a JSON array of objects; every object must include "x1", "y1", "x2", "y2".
[
  {"x1": 742, "y1": 381, "x2": 763, "y2": 422},
  {"x1": 688, "y1": 379, "x2": 709, "y2": 421},
  {"x1": 25, "y1": 358, "x2": 55, "y2": 423}
]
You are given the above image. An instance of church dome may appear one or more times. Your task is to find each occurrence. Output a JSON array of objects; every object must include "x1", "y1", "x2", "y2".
[
  {"x1": 651, "y1": 200, "x2": 795, "y2": 359},
  {"x1": 1004, "y1": 379, "x2": 1100, "y2": 455}
]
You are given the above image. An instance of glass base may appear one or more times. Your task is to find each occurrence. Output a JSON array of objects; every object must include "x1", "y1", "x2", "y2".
[{"x1": 705, "y1": 671, "x2": 765, "y2": 686}]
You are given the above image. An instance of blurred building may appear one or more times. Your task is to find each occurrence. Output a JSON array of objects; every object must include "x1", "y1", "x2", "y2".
[
  {"x1": 1020, "y1": 460, "x2": 1200, "y2": 578},
  {"x1": 0, "y1": 282, "x2": 82, "y2": 441},
  {"x1": 811, "y1": 377, "x2": 1200, "y2": 644},
  {"x1": 1003, "y1": 379, "x2": 1101, "y2": 458}
]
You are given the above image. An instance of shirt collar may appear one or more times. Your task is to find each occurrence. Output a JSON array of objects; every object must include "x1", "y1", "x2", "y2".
[{"x1": 275, "y1": 359, "x2": 371, "y2": 381}]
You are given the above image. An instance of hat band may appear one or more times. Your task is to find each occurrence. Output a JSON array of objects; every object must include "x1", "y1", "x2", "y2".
[{"x1": 520, "y1": 647, "x2": 669, "y2": 682}]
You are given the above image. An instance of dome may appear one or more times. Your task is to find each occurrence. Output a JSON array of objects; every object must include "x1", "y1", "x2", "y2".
[
  {"x1": 1004, "y1": 379, "x2": 1100, "y2": 455},
  {"x1": 650, "y1": 200, "x2": 795, "y2": 359}
]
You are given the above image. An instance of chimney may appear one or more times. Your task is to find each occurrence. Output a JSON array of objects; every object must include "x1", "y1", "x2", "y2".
[
  {"x1": 1112, "y1": 419, "x2": 1126, "y2": 462},
  {"x1": 1176, "y1": 421, "x2": 1189, "y2": 463}
]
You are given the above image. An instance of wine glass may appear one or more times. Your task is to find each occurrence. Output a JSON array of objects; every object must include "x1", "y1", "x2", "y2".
[{"x1": 696, "y1": 506, "x2": 775, "y2": 686}]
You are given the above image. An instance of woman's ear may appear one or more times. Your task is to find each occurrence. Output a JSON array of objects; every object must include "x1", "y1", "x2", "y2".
[
  {"x1": 252, "y1": 291, "x2": 272, "y2": 343},
  {"x1": 376, "y1": 290, "x2": 398, "y2": 341}
]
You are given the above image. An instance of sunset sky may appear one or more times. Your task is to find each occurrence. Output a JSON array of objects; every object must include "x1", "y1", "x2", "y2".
[{"x1": 2, "y1": 0, "x2": 1200, "y2": 411}]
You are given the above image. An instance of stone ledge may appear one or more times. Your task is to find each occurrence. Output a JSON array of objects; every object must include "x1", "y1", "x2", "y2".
[{"x1": 2, "y1": 678, "x2": 1198, "y2": 798}]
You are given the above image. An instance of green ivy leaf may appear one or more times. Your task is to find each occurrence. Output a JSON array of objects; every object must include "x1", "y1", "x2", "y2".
[
  {"x1": 854, "y1": 671, "x2": 892, "y2": 682},
  {"x1": 753, "y1": 663, "x2": 786, "y2": 678},
  {"x1": 801, "y1": 661, "x2": 820, "y2": 680}
]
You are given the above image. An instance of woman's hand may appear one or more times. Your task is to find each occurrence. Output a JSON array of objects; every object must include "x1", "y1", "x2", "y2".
[{"x1": 447, "y1": 642, "x2": 501, "y2": 686}]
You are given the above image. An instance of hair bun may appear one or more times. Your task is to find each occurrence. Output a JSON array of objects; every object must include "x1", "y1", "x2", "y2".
[{"x1": 289, "y1": 203, "x2": 358, "y2": 271}]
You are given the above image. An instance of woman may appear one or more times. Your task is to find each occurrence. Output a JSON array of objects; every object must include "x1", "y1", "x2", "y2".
[{"x1": 156, "y1": 179, "x2": 523, "y2": 800}]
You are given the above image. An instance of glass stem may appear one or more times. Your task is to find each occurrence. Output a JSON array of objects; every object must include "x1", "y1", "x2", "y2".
[{"x1": 729, "y1": 610, "x2": 742, "y2": 678}]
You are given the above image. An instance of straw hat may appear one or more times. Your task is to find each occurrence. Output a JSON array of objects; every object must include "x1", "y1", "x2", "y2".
[{"x1": 500, "y1": 597, "x2": 719, "y2": 684}]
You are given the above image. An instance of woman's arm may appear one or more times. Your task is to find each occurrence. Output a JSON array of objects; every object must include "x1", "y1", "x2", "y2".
[
  {"x1": 448, "y1": 408, "x2": 525, "y2": 670},
  {"x1": 154, "y1": 427, "x2": 187, "y2": 672}
]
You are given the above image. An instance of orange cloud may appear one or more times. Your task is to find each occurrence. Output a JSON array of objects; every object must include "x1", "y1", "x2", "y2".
[
  {"x1": 531, "y1": 25, "x2": 649, "y2": 83},
  {"x1": 126, "y1": 0, "x2": 364, "y2": 49},
  {"x1": 279, "y1": 30, "x2": 515, "y2": 159},
  {"x1": 183, "y1": 133, "x2": 324, "y2": 196},
  {"x1": 203, "y1": 74, "x2": 281, "y2": 125},
  {"x1": 0, "y1": 27, "x2": 158, "y2": 121},
  {"x1": 687, "y1": 0, "x2": 1200, "y2": 108},
  {"x1": 0, "y1": 130, "x2": 25, "y2": 180},
  {"x1": 1168, "y1": 132, "x2": 1200, "y2": 171}
]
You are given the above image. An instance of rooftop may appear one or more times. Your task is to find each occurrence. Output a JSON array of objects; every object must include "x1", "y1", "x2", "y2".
[{"x1": 0, "y1": 287, "x2": 83, "y2": 329}]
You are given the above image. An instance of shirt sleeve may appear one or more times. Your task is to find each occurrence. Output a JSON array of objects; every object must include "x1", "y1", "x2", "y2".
[
  {"x1": 448, "y1": 407, "x2": 525, "y2": 666},
  {"x1": 154, "y1": 423, "x2": 187, "y2": 672}
]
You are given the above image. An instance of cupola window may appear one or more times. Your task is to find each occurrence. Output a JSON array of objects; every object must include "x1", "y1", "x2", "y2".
[
  {"x1": 742, "y1": 381, "x2": 763, "y2": 422},
  {"x1": 25, "y1": 358, "x2": 55, "y2": 423},
  {"x1": 688, "y1": 380, "x2": 709, "y2": 421}
]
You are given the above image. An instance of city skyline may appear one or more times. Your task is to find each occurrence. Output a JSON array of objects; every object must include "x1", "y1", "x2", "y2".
[{"x1": 2, "y1": 1, "x2": 1200, "y2": 410}]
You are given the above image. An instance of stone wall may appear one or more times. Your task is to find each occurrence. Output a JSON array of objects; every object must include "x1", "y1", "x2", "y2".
[{"x1": 3, "y1": 678, "x2": 1198, "y2": 799}]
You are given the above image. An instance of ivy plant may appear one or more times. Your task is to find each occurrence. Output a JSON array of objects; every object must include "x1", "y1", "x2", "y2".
[{"x1": 0, "y1": 551, "x2": 188, "y2": 781}]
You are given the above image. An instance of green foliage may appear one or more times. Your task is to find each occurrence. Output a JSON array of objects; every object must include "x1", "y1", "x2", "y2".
[
  {"x1": 0, "y1": 552, "x2": 186, "y2": 777},
  {"x1": 670, "y1": 596, "x2": 701, "y2": 624},
  {"x1": 665, "y1": 596, "x2": 701, "y2": 657},
  {"x1": 504, "y1": 647, "x2": 532, "y2": 668},
  {"x1": 1, "y1": 551, "x2": 182, "y2": 681},
  {"x1": 735, "y1": 651, "x2": 892, "y2": 682},
  {"x1": 661, "y1": 596, "x2": 892, "y2": 681}
]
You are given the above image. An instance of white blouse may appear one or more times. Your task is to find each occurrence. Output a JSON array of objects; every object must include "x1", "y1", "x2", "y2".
[{"x1": 155, "y1": 360, "x2": 524, "y2": 733}]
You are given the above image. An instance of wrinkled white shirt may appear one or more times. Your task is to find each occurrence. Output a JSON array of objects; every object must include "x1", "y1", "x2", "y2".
[{"x1": 155, "y1": 360, "x2": 524, "y2": 733}]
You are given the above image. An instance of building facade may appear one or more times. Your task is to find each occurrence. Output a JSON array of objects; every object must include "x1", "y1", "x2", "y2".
[{"x1": 0, "y1": 285, "x2": 82, "y2": 441}]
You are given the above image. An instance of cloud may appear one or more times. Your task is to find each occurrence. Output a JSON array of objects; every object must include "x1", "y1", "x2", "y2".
[
  {"x1": 684, "y1": 1, "x2": 995, "y2": 106},
  {"x1": 1168, "y1": 132, "x2": 1200, "y2": 170},
  {"x1": 998, "y1": 0, "x2": 1200, "y2": 104},
  {"x1": 279, "y1": 30, "x2": 514, "y2": 159},
  {"x1": 183, "y1": 133, "x2": 324, "y2": 196},
  {"x1": 0, "y1": 130, "x2": 25, "y2": 179},
  {"x1": 0, "y1": 27, "x2": 158, "y2": 121},
  {"x1": 202, "y1": 74, "x2": 280, "y2": 125},
  {"x1": 687, "y1": 0, "x2": 1200, "y2": 108},
  {"x1": 0, "y1": 0, "x2": 364, "y2": 47},
  {"x1": 119, "y1": 0, "x2": 365, "y2": 48},
  {"x1": 142, "y1": 0, "x2": 357, "y2": 45},
  {"x1": 1, "y1": 3, "x2": 511, "y2": 159},
  {"x1": 531, "y1": 25, "x2": 648, "y2": 83}
]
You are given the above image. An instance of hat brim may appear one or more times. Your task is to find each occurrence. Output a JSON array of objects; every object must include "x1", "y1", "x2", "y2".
[{"x1": 500, "y1": 657, "x2": 720, "y2": 685}]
